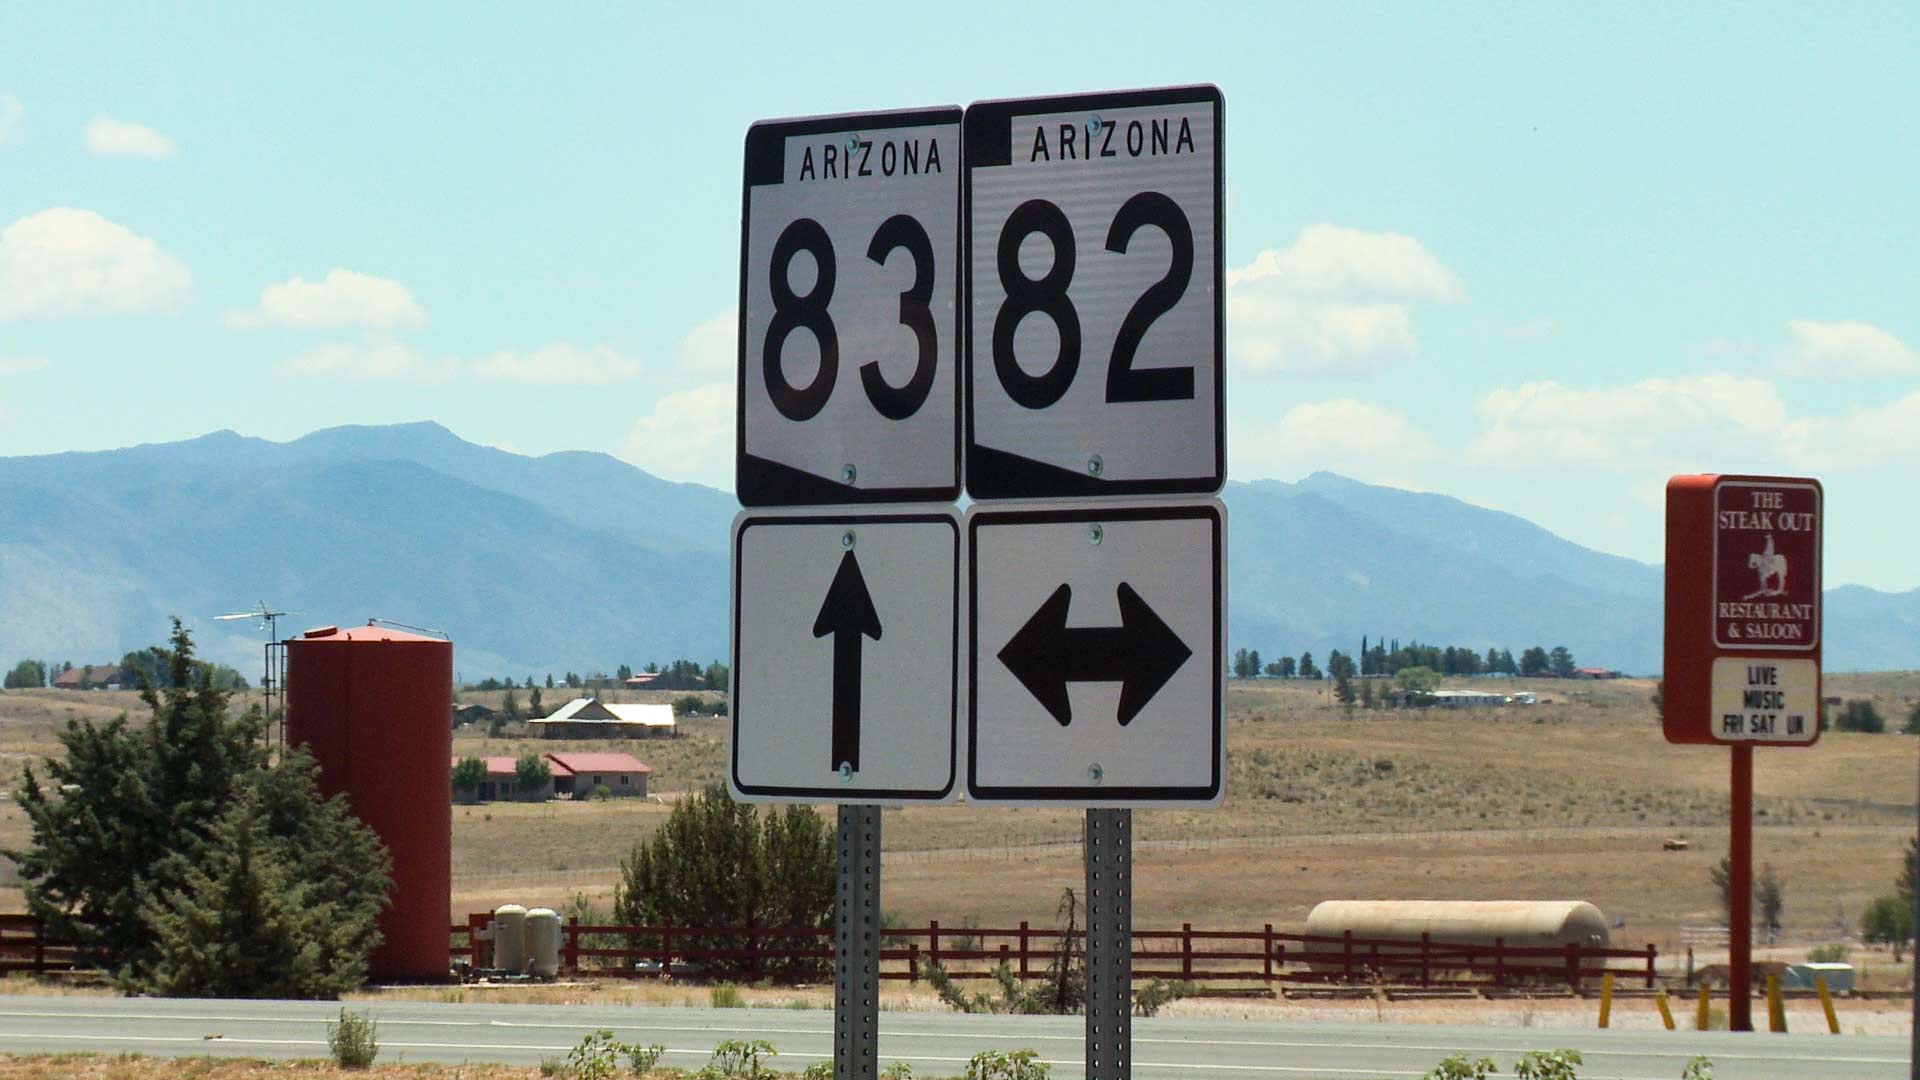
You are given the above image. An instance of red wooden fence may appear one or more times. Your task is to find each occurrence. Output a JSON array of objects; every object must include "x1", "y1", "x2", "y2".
[
  {"x1": 453, "y1": 915, "x2": 1656, "y2": 990},
  {"x1": 0, "y1": 915, "x2": 77, "y2": 976}
]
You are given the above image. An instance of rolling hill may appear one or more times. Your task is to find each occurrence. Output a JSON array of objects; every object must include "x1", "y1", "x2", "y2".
[{"x1": 0, "y1": 423, "x2": 1912, "y2": 677}]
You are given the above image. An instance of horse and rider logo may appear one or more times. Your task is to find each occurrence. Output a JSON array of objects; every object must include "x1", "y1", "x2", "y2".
[{"x1": 1745, "y1": 535, "x2": 1789, "y2": 599}]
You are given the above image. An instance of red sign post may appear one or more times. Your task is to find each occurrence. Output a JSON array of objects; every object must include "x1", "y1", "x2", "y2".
[{"x1": 1665, "y1": 474, "x2": 1822, "y2": 1032}]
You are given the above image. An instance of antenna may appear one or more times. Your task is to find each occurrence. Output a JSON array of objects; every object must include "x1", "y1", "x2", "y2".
[{"x1": 213, "y1": 602, "x2": 296, "y2": 752}]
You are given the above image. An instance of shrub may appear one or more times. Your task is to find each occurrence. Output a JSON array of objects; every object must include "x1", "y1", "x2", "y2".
[
  {"x1": 1423, "y1": 1054, "x2": 1496, "y2": 1080},
  {"x1": 1807, "y1": 943, "x2": 1850, "y2": 963},
  {"x1": 568, "y1": 1029, "x2": 624, "y2": 1080},
  {"x1": 1836, "y1": 700, "x2": 1885, "y2": 733},
  {"x1": 1513, "y1": 1048, "x2": 1582, "y2": 1080},
  {"x1": 802, "y1": 1064, "x2": 834, "y2": 1080},
  {"x1": 326, "y1": 1008, "x2": 378, "y2": 1069},
  {"x1": 964, "y1": 1049, "x2": 1050, "y2": 1080},
  {"x1": 591, "y1": 784, "x2": 613, "y2": 800},
  {"x1": 1862, "y1": 893, "x2": 1914, "y2": 960},
  {"x1": 1133, "y1": 979, "x2": 1197, "y2": 1017},
  {"x1": 699, "y1": 1039, "x2": 777, "y2": 1080},
  {"x1": 883, "y1": 1063, "x2": 915, "y2": 1079},
  {"x1": 627, "y1": 1042, "x2": 666, "y2": 1074},
  {"x1": 711, "y1": 983, "x2": 745, "y2": 1008},
  {"x1": 452, "y1": 756, "x2": 487, "y2": 795},
  {"x1": 1682, "y1": 1056, "x2": 1713, "y2": 1080},
  {"x1": 538, "y1": 1058, "x2": 566, "y2": 1077}
]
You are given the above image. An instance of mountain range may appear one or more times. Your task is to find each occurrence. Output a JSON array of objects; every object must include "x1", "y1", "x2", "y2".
[{"x1": 1, "y1": 422, "x2": 1913, "y2": 677}]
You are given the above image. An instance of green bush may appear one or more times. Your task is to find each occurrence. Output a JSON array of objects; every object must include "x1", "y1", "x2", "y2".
[
  {"x1": 568, "y1": 1029, "x2": 623, "y2": 1080},
  {"x1": 1423, "y1": 1054, "x2": 1496, "y2": 1080},
  {"x1": 697, "y1": 1039, "x2": 777, "y2": 1080},
  {"x1": 326, "y1": 1007, "x2": 378, "y2": 1069},
  {"x1": 964, "y1": 1048, "x2": 1050, "y2": 1080},
  {"x1": 1133, "y1": 978, "x2": 1197, "y2": 1016},
  {"x1": 883, "y1": 1063, "x2": 915, "y2": 1079},
  {"x1": 1807, "y1": 942, "x2": 1850, "y2": 963},
  {"x1": 627, "y1": 1042, "x2": 666, "y2": 1074},
  {"x1": 1836, "y1": 700, "x2": 1885, "y2": 733},
  {"x1": 801, "y1": 1063, "x2": 834, "y2": 1080},
  {"x1": 1513, "y1": 1049, "x2": 1582, "y2": 1080},
  {"x1": 711, "y1": 983, "x2": 745, "y2": 1008},
  {"x1": 1682, "y1": 1056, "x2": 1713, "y2": 1080}
]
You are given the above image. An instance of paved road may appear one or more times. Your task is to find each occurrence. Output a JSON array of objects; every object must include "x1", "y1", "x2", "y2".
[{"x1": 0, "y1": 996, "x2": 1905, "y2": 1079}]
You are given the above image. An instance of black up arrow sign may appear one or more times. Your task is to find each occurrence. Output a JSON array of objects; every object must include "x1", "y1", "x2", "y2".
[
  {"x1": 813, "y1": 550, "x2": 881, "y2": 773},
  {"x1": 997, "y1": 582, "x2": 1190, "y2": 727}
]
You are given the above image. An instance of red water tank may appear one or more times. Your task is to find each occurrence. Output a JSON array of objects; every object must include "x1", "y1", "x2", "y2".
[{"x1": 285, "y1": 623, "x2": 452, "y2": 981}]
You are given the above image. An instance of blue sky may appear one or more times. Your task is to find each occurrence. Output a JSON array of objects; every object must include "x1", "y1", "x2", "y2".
[{"x1": 3, "y1": 3, "x2": 1916, "y2": 590}]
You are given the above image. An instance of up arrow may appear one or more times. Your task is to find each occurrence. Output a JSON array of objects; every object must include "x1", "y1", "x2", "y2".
[
  {"x1": 813, "y1": 550, "x2": 882, "y2": 773},
  {"x1": 997, "y1": 582, "x2": 1191, "y2": 727}
]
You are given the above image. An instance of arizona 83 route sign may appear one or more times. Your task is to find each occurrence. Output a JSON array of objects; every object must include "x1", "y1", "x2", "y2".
[
  {"x1": 739, "y1": 108, "x2": 962, "y2": 506},
  {"x1": 729, "y1": 509, "x2": 960, "y2": 802},
  {"x1": 1664, "y1": 474, "x2": 1823, "y2": 746},
  {"x1": 965, "y1": 85, "x2": 1223, "y2": 499},
  {"x1": 967, "y1": 500, "x2": 1225, "y2": 806}
]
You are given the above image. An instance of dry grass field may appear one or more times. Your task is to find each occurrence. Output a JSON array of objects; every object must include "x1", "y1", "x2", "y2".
[{"x1": 6, "y1": 674, "x2": 1919, "y2": 974}]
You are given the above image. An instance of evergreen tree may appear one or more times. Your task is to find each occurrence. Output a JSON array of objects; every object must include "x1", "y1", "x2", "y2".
[
  {"x1": 528, "y1": 686, "x2": 544, "y2": 719},
  {"x1": 4, "y1": 658, "x2": 47, "y2": 688},
  {"x1": 1520, "y1": 646, "x2": 1550, "y2": 676},
  {"x1": 616, "y1": 663, "x2": 634, "y2": 681},
  {"x1": 452, "y1": 756, "x2": 486, "y2": 795},
  {"x1": 1359, "y1": 679, "x2": 1374, "y2": 708},
  {"x1": 1334, "y1": 671, "x2": 1356, "y2": 705},
  {"x1": 128, "y1": 786, "x2": 381, "y2": 999},
  {"x1": 6, "y1": 621, "x2": 388, "y2": 995},
  {"x1": 514, "y1": 751, "x2": 552, "y2": 798},
  {"x1": 1548, "y1": 646, "x2": 1576, "y2": 678},
  {"x1": 614, "y1": 784, "x2": 832, "y2": 976}
]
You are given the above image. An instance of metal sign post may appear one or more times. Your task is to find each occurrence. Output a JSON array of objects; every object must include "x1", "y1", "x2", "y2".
[
  {"x1": 1085, "y1": 809, "x2": 1132, "y2": 1080},
  {"x1": 1729, "y1": 745, "x2": 1754, "y2": 1032},
  {"x1": 836, "y1": 805, "x2": 881, "y2": 1080}
]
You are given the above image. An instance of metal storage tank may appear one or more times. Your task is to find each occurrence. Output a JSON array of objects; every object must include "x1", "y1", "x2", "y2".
[
  {"x1": 286, "y1": 623, "x2": 453, "y2": 981},
  {"x1": 1305, "y1": 900, "x2": 1611, "y2": 951},
  {"x1": 493, "y1": 904, "x2": 529, "y2": 975},
  {"x1": 525, "y1": 907, "x2": 561, "y2": 979}
]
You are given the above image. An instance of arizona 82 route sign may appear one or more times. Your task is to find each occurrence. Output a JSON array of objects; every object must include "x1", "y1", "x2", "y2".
[
  {"x1": 730, "y1": 509, "x2": 960, "y2": 802},
  {"x1": 739, "y1": 108, "x2": 962, "y2": 506},
  {"x1": 967, "y1": 500, "x2": 1225, "y2": 806},
  {"x1": 965, "y1": 86, "x2": 1223, "y2": 499},
  {"x1": 1664, "y1": 474, "x2": 1822, "y2": 746}
]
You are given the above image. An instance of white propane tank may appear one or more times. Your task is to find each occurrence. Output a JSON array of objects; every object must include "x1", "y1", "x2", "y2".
[
  {"x1": 525, "y1": 907, "x2": 562, "y2": 979},
  {"x1": 493, "y1": 904, "x2": 529, "y2": 974}
]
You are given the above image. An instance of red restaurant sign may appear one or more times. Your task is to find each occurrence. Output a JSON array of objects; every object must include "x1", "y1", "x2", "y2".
[{"x1": 1665, "y1": 475, "x2": 1822, "y2": 746}]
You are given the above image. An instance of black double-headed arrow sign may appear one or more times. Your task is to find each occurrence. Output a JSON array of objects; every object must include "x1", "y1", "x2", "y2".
[
  {"x1": 813, "y1": 550, "x2": 881, "y2": 773},
  {"x1": 997, "y1": 581, "x2": 1191, "y2": 727}
]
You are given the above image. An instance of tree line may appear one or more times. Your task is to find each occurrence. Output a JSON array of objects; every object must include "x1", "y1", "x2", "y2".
[
  {"x1": 6, "y1": 653, "x2": 250, "y2": 691},
  {"x1": 1233, "y1": 637, "x2": 1579, "y2": 681},
  {"x1": 467, "y1": 658, "x2": 729, "y2": 694}
]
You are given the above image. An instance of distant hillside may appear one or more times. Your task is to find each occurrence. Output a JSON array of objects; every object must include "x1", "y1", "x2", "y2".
[{"x1": 0, "y1": 424, "x2": 1913, "y2": 675}]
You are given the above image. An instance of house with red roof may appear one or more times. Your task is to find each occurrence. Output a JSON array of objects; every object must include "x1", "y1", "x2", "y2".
[
  {"x1": 450, "y1": 755, "x2": 555, "y2": 803},
  {"x1": 545, "y1": 751, "x2": 651, "y2": 799}
]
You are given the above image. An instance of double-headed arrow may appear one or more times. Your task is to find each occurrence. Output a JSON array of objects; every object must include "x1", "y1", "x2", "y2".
[
  {"x1": 997, "y1": 582, "x2": 1190, "y2": 727},
  {"x1": 813, "y1": 550, "x2": 881, "y2": 773}
]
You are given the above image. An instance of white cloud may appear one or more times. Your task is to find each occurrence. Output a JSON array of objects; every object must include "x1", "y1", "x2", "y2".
[
  {"x1": 1234, "y1": 399, "x2": 1436, "y2": 480},
  {"x1": 277, "y1": 340, "x2": 454, "y2": 383},
  {"x1": 230, "y1": 268, "x2": 425, "y2": 328},
  {"x1": 1227, "y1": 224, "x2": 1464, "y2": 300},
  {"x1": 0, "y1": 95, "x2": 21, "y2": 144},
  {"x1": 0, "y1": 208, "x2": 191, "y2": 321},
  {"x1": 1780, "y1": 390, "x2": 1920, "y2": 470},
  {"x1": 1778, "y1": 319, "x2": 1918, "y2": 377},
  {"x1": 473, "y1": 343, "x2": 642, "y2": 384},
  {"x1": 1227, "y1": 225, "x2": 1462, "y2": 376},
  {"x1": 1502, "y1": 318, "x2": 1558, "y2": 342},
  {"x1": 618, "y1": 382, "x2": 734, "y2": 488},
  {"x1": 84, "y1": 115, "x2": 178, "y2": 158},
  {"x1": 679, "y1": 309, "x2": 736, "y2": 376},
  {"x1": 0, "y1": 356, "x2": 48, "y2": 374},
  {"x1": 1468, "y1": 373, "x2": 1788, "y2": 466}
]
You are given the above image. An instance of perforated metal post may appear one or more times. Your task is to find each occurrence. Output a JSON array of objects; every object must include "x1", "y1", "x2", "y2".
[
  {"x1": 836, "y1": 804, "x2": 881, "y2": 1080},
  {"x1": 1085, "y1": 808, "x2": 1132, "y2": 1080}
]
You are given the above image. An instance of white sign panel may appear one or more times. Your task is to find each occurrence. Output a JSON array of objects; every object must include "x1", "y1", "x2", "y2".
[
  {"x1": 730, "y1": 510, "x2": 960, "y2": 802},
  {"x1": 967, "y1": 500, "x2": 1224, "y2": 806},
  {"x1": 1710, "y1": 657, "x2": 1819, "y2": 744},
  {"x1": 739, "y1": 108, "x2": 963, "y2": 506},
  {"x1": 965, "y1": 86, "x2": 1223, "y2": 500}
]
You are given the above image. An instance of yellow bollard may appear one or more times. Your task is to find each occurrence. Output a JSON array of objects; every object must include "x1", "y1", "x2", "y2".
[
  {"x1": 1766, "y1": 973, "x2": 1786, "y2": 1033},
  {"x1": 1696, "y1": 982, "x2": 1711, "y2": 1031},
  {"x1": 1598, "y1": 972, "x2": 1614, "y2": 1028},
  {"x1": 1815, "y1": 976, "x2": 1840, "y2": 1035},
  {"x1": 1655, "y1": 988, "x2": 1676, "y2": 1030}
]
